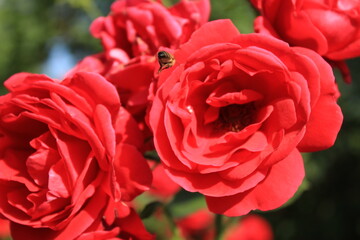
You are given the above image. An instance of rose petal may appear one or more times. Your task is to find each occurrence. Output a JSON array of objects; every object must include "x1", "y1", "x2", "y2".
[
  {"x1": 4, "y1": 73, "x2": 52, "y2": 92},
  {"x1": 113, "y1": 143, "x2": 152, "y2": 201},
  {"x1": 206, "y1": 149, "x2": 304, "y2": 216},
  {"x1": 277, "y1": 2, "x2": 329, "y2": 55},
  {"x1": 93, "y1": 104, "x2": 116, "y2": 160},
  {"x1": 207, "y1": 89, "x2": 263, "y2": 107},
  {"x1": 54, "y1": 190, "x2": 108, "y2": 239},
  {"x1": 51, "y1": 128, "x2": 92, "y2": 185},
  {"x1": 266, "y1": 98, "x2": 297, "y2": 130},
  {"x1": 115, "y1": 207, "x2": 154, "y2": 240},
  {"x1": 165, "y1": 166, "x2": 267, "y2": 197},
  {"x1": 297, "y1": 94, "x2": 343, "y2": 152},
  {"x1": 175, "y1": 19, "x2": 240, "y2": 63},
  {"x1": 294, "y1": 47, "x2": 343, "y2": 151},
  {"x1": 63, "y1": 72, "x2": 120, "y2": 116},
  {"x1": 47, "y1": 160, "x2": 71, "y2": 199},
  {"x1": 254, "y1": 16, "x2": 281, "y2": 38},
  {"x1": 10, "y1": 222, "x2": 56, "y2": 239},
  {"x1": 219, "y1": 152, "x2": 263, "y2": 180}
]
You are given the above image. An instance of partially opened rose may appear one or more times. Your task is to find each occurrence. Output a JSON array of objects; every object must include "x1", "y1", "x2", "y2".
[
  {"x1": 252, "y1": 0, "x2": 360, "y2": 60},
  {"x1": 251, "y1": 0, "x2": 360, "y2": 82},
  {"x1": 0, "y1": 72, "x2": 152, "y2": 239},
  {"x1": 149, "y1": 20, "x2": 343, "y2": 216}
]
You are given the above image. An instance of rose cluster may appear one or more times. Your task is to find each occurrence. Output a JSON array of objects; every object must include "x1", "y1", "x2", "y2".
[{"x1": 0, "y1": 0, "x2": 353, "y2": 239}]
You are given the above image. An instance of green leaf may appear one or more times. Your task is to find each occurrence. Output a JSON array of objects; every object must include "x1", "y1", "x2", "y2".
[
  {"x1": 169, "y1": 191, "x2": 207, "y2": 218},
  {"x1": 210, "y1": 0, "x2": 257, "y2": 33},
  {"x1": 140, "y1": 201, "x2": 164, "y2": 219},
  {"x1": 144, "y1": 150, "x2": 161, "y2": 162}
]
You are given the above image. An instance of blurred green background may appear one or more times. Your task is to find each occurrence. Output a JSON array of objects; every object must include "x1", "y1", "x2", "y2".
[{"x1": 0, "y1": 0, "x2": 360, "y2": 239}]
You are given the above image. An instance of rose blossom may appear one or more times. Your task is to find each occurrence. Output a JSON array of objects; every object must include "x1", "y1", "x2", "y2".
[
  {"x1": 149, "y1": 19, "x2": 343, "y2": 216},
  {"x1": 177, "y1": 209, "x2": 214, "y2": 240},
  {"x1": 0, "y1": 72, "x2": 153, "y2": 239},
  {"x1": 69, "y1": 0, "x2": 210, "y2": 144},
  {"x1": 225, "y1": 214, "x2": 273, "y2": 240},
  {"x1": 90, "y1": 0, "x2": 210, "y2": 57},
  {"x1": 251, "y1": 0, "x2": 360, "y2": 82}
]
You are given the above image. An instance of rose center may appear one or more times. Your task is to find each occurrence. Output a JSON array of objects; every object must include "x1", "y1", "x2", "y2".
[{"x1": 217, "y1": 103, "x2": 256, "y2": 132}]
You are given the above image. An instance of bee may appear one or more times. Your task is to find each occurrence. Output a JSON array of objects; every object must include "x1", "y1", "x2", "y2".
[{"x1": 157, "y1": 51, "x2": 175, "y2": 73}]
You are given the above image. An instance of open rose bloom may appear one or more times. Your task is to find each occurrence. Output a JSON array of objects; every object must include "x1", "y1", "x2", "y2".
[
  {"x1": 149, "y1": 20, "x2": 343, "y2": 216},
  {"x1": 0, "y1": 72, "x2": 153, "y2": 239}
]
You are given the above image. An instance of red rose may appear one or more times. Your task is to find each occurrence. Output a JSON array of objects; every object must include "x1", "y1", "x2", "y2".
[
  {"x1": 0, "y1": 72, "x2": 152, "y2": 239},
  {"x1": 252, "y1": 0, "x2": 360, "y2": 60},
  {"x1": 90, "y1": 0, "x2": 210, "y2": 57},
  {"x1": 149, "y1": 20, "x2": 343, "y2": 216},
  {"x1": 224, "y1": 214, "x2": 273, "y2": 240},
  {"x1": 70, "y1": 0, "x2": 210, "y2": 147},
  {"x1": 251, "y1": 0, "x2": 360, "y2": 83},
  {"x1": 177, "y1": 209, "x2": 214, "y2": 240}
]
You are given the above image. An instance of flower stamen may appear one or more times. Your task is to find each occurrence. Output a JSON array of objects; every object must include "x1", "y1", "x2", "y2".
[{"x1": 217, "y1": 103, "x2": 256, "y2": 132}]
